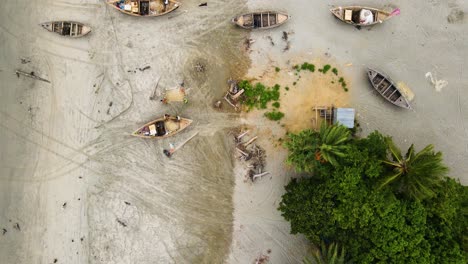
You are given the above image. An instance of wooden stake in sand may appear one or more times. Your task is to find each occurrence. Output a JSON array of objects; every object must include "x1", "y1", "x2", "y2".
[
  {"x1": 163, "y1": 131, "x2": 199, "y2": 158},
  {"x1": 149, "y1": 77, "x2": 161, "y2": 100},
  {"x1": 15, "y1": 70, "x2": 50, "y2": 83}
]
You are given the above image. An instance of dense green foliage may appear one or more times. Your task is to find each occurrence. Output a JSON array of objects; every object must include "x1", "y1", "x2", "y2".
[
  {"x1": 304, "y1": 241, "x2": 346, "y2": 264},
  {"x1": 318, "y1": 123, "x2": 351, "y2": 166},
  {"x1": 279, "y1": 128, "x2": 468, "y2": 263},
  {"x1": 238, "y1": 81, "x2": 280, "y2": 110},
  {"x1": 381, "y1": 138, "x2": 448, "y2": 201}
]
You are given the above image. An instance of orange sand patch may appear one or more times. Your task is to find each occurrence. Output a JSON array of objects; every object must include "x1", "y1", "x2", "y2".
[
  {"x1": 251, "y1": 58, "x2": 351, "y2": 133},
  {"x1": 164, "y1": 87, "x2": 186, "y2": 102}
]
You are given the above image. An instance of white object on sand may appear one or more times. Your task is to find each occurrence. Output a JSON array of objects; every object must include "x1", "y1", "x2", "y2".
[
  {"x1": 359, "y1": 9, "x2": 374, "y2": 25},
  {"x1": 425, "y1": 72, "x2": 448, "y2": 92}
]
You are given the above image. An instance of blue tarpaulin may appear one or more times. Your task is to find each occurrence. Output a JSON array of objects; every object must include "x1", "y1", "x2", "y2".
[{"x1": 333, "y1": 108, "x2": 355, "y2": 128}]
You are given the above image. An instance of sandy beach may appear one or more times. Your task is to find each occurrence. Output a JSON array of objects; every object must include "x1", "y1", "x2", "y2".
[{"x1": 1, "y1": 0, "x2": 467, "y2": 263}]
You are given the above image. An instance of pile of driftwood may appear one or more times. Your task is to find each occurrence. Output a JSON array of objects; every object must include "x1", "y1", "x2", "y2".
[
  {"x1": 223, "y1": 79, "x2": 244, "y2": 111},
  {"x1": 235, "y1": 130, "x2": 269, "y2": 182}
]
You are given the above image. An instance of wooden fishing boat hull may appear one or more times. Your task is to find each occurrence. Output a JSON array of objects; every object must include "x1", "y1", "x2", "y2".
[
  {"x1": 367, "y1": 68, "x2": 412, "y2": 110},
  {"x1": 232, "y1": 11, "x2": 290, "y2": 29},
  {"x1": 132, "y1": 116, "x2": 192, "y2": 139},
  {"x1": 106, "y1": 0, "x2": 180, "y2": 17},
  {"x1": 40, "y1": 21, "x2": 91, "y2": 37},
  {"x1": 330, "y1": 6, "x2": 392, "y2": 26}
]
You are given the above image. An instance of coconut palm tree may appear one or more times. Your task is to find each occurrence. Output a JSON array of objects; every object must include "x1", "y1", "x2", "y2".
[
  {"x1": 380, "y1": 137, "x2": 448, "y2": 200},
  {"x1": 317, "y1": 122, "x2": 351, "y2": 166},
  {"x1": 304, "y1": 241, "x2": 346, "y2": 264}
]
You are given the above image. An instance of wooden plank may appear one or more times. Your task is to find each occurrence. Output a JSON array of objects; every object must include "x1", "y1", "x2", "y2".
[{"x1": 381, "y1": 84, "x2": 393, "y2": 95}]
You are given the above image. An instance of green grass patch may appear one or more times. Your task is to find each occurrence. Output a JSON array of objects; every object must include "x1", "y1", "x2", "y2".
[
  {"x1": 332, "y1": 68, "x2": 338, "y2": 75},
  {"x1": 275, "y1": 67, "x2": 281, "y2": 72},
  {"x1": 272, "y1": 102, "x2": 280, "y2": 108},
  {"x1": 338, "y1": 77, "x2": 348, "y2": 91},
  {"x1": 293, "y1": 81, "x2": 297, "y2": 86},
  {"x1": 238, "y1": 80, "x2": 281, "y2": 110},
  {"x1": 285, "y1": 86, "x2": 289, "y2": 91},
  {"x1": 294, "y1": 63, "x2": 315, "y2": 72},
  {"x1": 318, "y1": 64, "x2": 331, "y2": 74},
  {"x1": 264, "y1": 111, "x2": 284, "y2": 121}
]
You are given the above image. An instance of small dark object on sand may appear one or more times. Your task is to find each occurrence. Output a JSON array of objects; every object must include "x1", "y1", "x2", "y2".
[
  {"x1": 62, "y1": 202, "x2": 67, "y2": 209},
  {"x1": 20, "y1": 58, "x2": 31, "y2": 64},
  {"x1": 116, "y1": 218, "x2": 127, "y2": 227},
  {"x1": 138, "y1": 66, "x2": 151, "y2": 71},
  {"x1": 13, "y1": 223, "x2": 20, "y2": 231},
  {"x1": 199, "y1": 2, "x2": 207, "y2": 7},
  {"x1": 282, "y1": 31, "x2": 288, "y2": 41},
  {"x1": 2, "y1": 228, "x2": 6, "y2": 235},
  {"x1": 283, "y1": 41, "x2": 290, "y2": 52},
  {"x1": 267, "y1": 36, "x2": 274, "y2": 46},
  {"x1": 124, "y1": 201, "x2": 131, "y2": 205},
  {"x1": 54, "y1": 259, "x2": 58, "y2": 263}
]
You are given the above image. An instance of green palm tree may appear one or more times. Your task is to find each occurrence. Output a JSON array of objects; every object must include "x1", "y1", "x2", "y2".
[
  {"x1": 317, "y1": 122, "x2": 351, "y2": 166},
  {"x1": 380, "y1": 137, "x2": 448, "y2": 200},
  {"x1": 304, "y1": 241, "x2": 346, "y2": 264}
]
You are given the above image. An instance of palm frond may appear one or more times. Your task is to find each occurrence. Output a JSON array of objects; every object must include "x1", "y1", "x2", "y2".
[{"x1": 385, "y1": 137, "x2": 402, "y2": 163}]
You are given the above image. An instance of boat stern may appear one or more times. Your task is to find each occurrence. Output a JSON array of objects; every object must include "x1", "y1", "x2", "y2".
[
  {"x1": 330, "y1": 6, "x2": 343, "y2": 19},
  {"x1": 81, "y1": 26, "x2": 92, "y2": 36},
  {"x1": 40, "y1": 22, "x2": 53, "y2": 32}
]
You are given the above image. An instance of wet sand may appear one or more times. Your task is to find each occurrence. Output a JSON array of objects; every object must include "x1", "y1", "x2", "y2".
[
  {"x1": 1, "y1": 0, "x2": 248, "y2": 263},
  {"x1": 1, "y1": 0, "x2": 467, "y2": 263}
]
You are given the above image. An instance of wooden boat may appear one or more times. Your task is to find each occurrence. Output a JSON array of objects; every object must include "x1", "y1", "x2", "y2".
[
  {"x1": 367, "y1": 68, "x2": 411, "y2": 109},
  {"x1": 132, "y1": 115, "x2": 192, "y2": 139},
  {"x1": 330, "y1": 6, "x2": 398, "y2": 26},
  {"x1": 232, "y1": 11, "x2": 290, "y2": 29},
  {"x1": 106, "y1": 0, "x2": 180, "y2": 17},
  {"x1": 40, "y1": 21, "x2": 91, "y2": 37}
]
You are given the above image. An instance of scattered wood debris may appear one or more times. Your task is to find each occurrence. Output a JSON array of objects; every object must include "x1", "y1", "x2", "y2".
[
  {"x1": 244, "y1": 38, "x2": 255, "y2": 52},
  {"x1": 20, "y1": 58, "x2": 31, "y2": 64},
  {"x1": 116, "y1": 218, "x2": 127, "y2": 227},
  {"x1": 223, "y1": 79, "x2": 243, "y2": 111},
  {"x1": 149, "y1": 77, "x2": 161, "y2": 100},
  {"x1": 254, "y1": 253, "x2": 270, "y2": 264},
  {"x1": 234, "y1": 130, "x2": 267, "y2": 182},
  {"x1": 198, "y1": 2, "x2": 207, "y2": 7},
  {"x1": 15, "y1": 70, "x2": 50, "y2": 83},
  {"x1": 195, "y1": 62, "x2": 206, "y2": 72}
]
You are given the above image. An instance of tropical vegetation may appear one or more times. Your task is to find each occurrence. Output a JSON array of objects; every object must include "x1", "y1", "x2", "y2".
[{"x1": 279, "y1": 126, "x2": 468, "y2": 263}]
